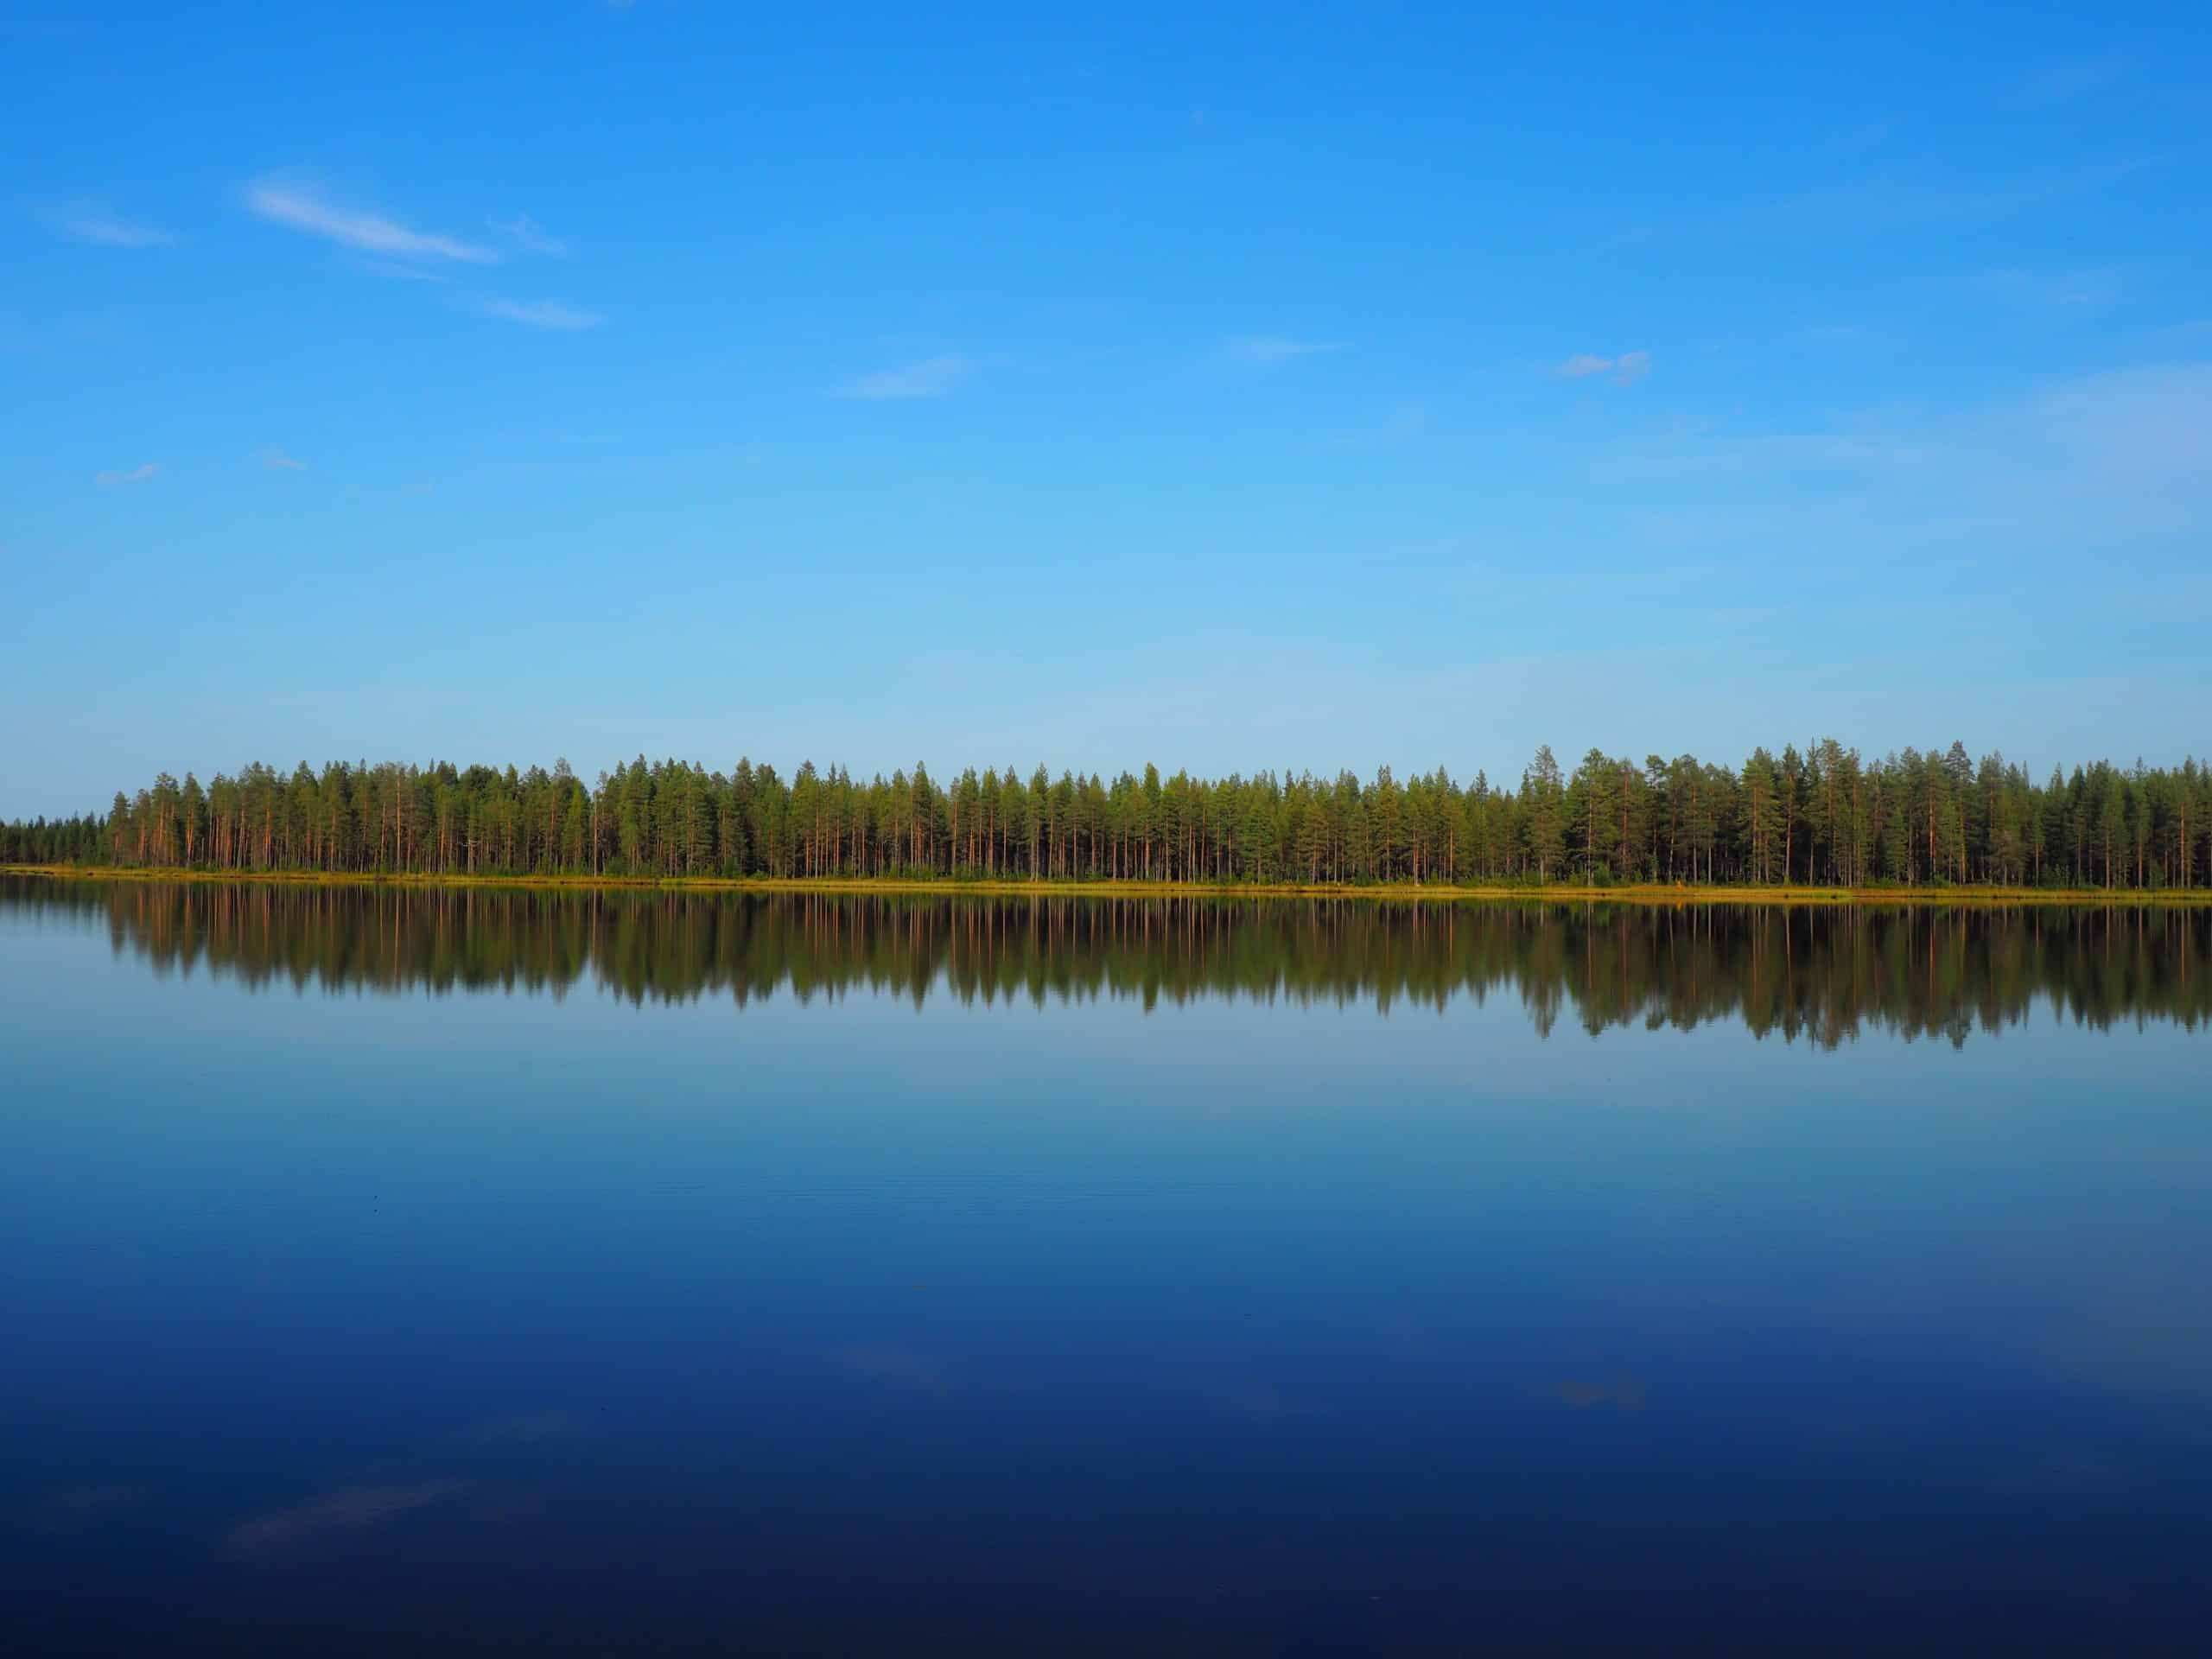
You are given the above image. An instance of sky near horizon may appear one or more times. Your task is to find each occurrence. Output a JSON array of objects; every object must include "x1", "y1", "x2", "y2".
[{"x1": 3, "y1": 2, "x2": 2208, "y2": 817}]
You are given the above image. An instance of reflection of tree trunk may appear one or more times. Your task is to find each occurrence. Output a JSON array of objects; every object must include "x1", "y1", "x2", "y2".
[{"x1": 1621, "y1": 770, "x2": 1631, "y2": 882}]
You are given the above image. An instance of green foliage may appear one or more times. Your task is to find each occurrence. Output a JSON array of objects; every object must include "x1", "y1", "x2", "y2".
[{"x1": 5, "y1": 740, "x2": 2209, "y2": 891}]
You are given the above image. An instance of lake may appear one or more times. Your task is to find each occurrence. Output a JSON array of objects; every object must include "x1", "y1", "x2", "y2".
[{"x1": 3, "y1": 879, "x2": 2208, "y2": 1654}]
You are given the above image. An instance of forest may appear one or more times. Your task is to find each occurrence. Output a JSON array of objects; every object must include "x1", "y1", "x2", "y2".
[{"x1": 2, "y1": 741, "x2": 2206, "y2": 890}]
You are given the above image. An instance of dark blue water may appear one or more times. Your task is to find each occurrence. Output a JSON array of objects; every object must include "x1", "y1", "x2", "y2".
[{"x1": 4, "y1": 882, "x2": 2208, "y2": 1653}]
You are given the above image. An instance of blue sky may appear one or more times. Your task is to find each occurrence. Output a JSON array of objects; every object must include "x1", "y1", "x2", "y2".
[{"x1": 3, "y1": 2, "x2": 2208, "y2": 817}]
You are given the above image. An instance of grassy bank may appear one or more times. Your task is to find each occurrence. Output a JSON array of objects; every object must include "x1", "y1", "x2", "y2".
[{"x1": 6, "y1": 864, "x2": 2209, "y2": 906}]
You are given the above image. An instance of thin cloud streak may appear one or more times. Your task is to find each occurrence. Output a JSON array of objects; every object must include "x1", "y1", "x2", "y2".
[
  {"x1": 54, "y1": 204, "x2": 176, "y2": 248},
  {"x1": 260, "y1": 448, "x2": 307, "y2": 471},
  {"x1": 484, "y1": 298, "x2": 604, "y2": 330},
  {"x1": 1782, "y1": 155, "x2": 2158, "y2": 238},
  {"x1": 245, "y1": 177, "x2": 499, "y2": 264},
  {"x1": 2013, "y1": 51, "x2": 2127, "y2": 109},
  {"x1": 838, "y1": 353, "x2": 974, "y2": 400},
  {"x1": 1589, "y1": 360, "x2": 2212, "y2": 551},
  {"x1": 94, "y1": 462, "x2": 159, "y2": 486},
  {"x1": 223, "y1": 1481, "x2": 470, "y2": 1559},
  {"x1": 1558, "y1": 350, "x2": 1650, "y2": 385},
  {"x1": 1224, "y1": 334, "x2": 1342, "y2": 367},
  {"x1": 1976, "y1": 265, "x2": 2131, "y2": 308},
  {"x1": 490, "y1": 214, "x2": 569, "y2": 257}
]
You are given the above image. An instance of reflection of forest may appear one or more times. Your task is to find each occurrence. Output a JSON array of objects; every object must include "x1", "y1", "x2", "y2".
[{"x1": 16, "y1": 879, "x2": 2208, "y2": 1047}]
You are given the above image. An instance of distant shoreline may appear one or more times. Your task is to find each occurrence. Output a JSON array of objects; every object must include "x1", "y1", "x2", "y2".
[{"x1": 6, "y1": 865, "x2": 2207, "y2": 906}]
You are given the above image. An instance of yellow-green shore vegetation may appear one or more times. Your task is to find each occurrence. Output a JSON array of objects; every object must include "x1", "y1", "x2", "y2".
[{"x1": 9, "y1": 864, "x2": 2208, "y2": 906}]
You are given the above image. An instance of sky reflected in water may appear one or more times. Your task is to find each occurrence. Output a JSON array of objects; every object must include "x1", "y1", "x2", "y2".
[{"x1": 3, "y1": 881, "x2": 2208, "y2": 1654}]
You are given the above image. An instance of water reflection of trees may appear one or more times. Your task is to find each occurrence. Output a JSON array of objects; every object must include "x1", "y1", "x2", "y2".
[{"x1": 11, "y1": 880, "x2": 2208, "y2": 1046}]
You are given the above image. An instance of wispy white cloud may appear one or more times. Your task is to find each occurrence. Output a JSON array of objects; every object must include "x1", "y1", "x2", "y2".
[
  {"x1": 1558, "y1": 350, "x2": 1650, "y2": 385},
  {"x1": 1224, "y1": 334, "x2": 1342, "y2": 367},
  {"x1": 245, "y1": 177, "x2": 498, "y2": 264},
  {"x1": 2029, "y1": 363, "x2": 2212, "y2": 500},
  {"x1": 260, "y1": 447, "x2": 307, "y2": 471},
  {"x1": 1555, "y1": 1374, "x2": 1648, "y2": 1412},
  {"x1": 1783, "y1": 156, "x2": 2158, "y2": 238},
  {"x1": 2013, "y1": 51, "x2": 2127, "y2": 109},
  {"x1": 1592, "y1": 361, "x2": 2212, "y2": 550},
  {"x1": 838, "y1": 353, "x2": 974, "y2": 400},
  {"x1": 483, "y1": 297, "x2": 604, "y2": 330},
  {"x1": 1975, "y1": 265, "x2": 2131, "y2": 308},
  {"x1": 94, "y1": 461, "x2": 158, "y2": 486},
  {"x1": 54, "y1": 203, "x2": 175, "y2": 248},
  {"x1": 223, "y1": 1481, "x2": 470, "y2": 1559},
  {"x1": 489, "y1": 214, "x2": 569, "y2": 257},
  {"x1": 2134, "y1": 317, "x2": 2212, "y2": 350},
  {"x1": 1603, "y1": 431, "x2": 1923, "y2": 481}
]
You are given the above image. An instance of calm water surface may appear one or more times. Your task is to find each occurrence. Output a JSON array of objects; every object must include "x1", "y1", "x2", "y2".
[{"x1": 3, "y1": 880, "x2": 2209, "y2": 1654}]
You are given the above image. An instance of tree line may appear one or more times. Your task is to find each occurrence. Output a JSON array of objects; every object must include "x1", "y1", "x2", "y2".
[
  {"x1": 3, "y1": 741, "x2": 2208, "y2": 889},
  {"x1": 16, "y1": 882, "x2": 2206, "y2": 1045}
]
